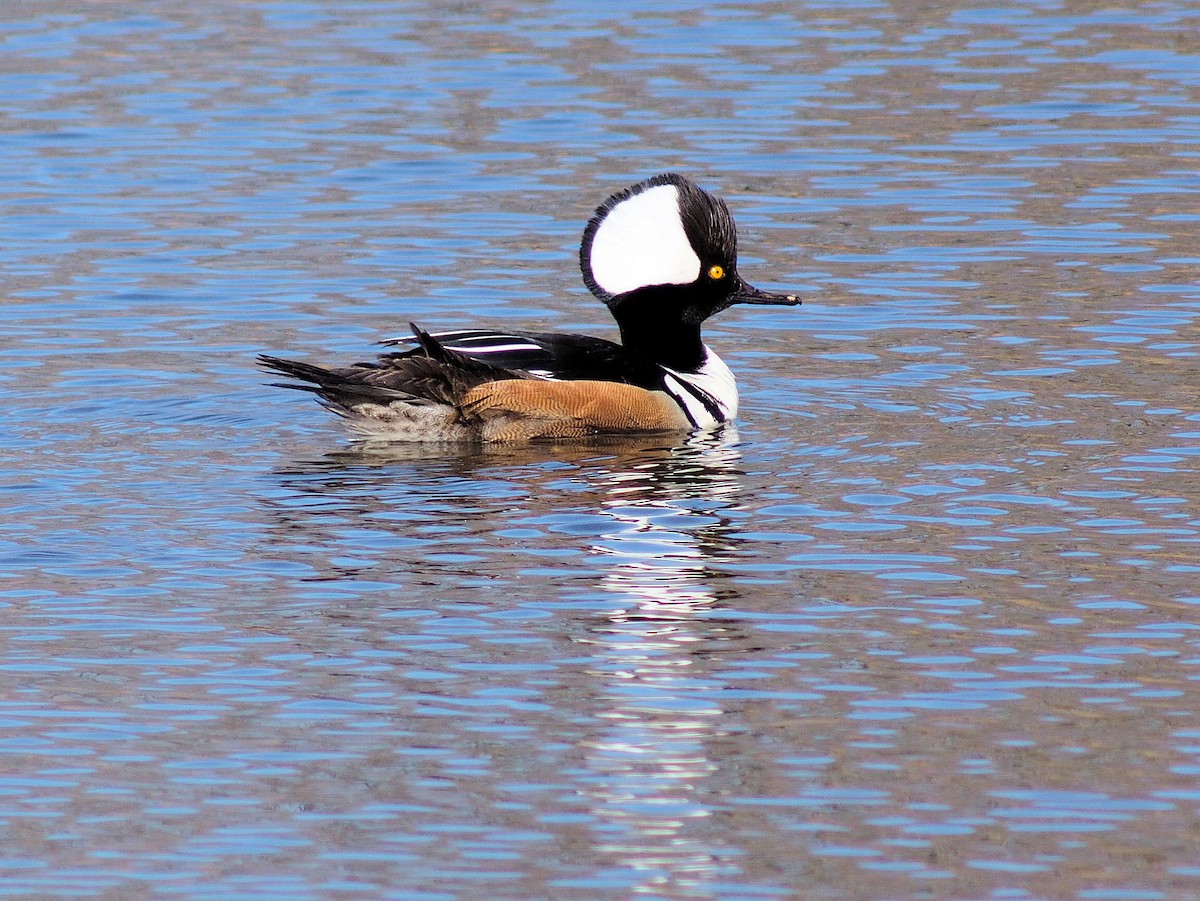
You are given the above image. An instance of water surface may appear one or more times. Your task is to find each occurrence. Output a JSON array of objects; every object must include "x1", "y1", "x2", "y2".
[{"x1": 2, "y1": 1, "x2": 1199, "y2": 898}]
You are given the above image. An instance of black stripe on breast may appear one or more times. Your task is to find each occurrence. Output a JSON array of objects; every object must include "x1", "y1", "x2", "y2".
[{"x1": 659, "y1": 373, "x2": 725, "y2": 427}]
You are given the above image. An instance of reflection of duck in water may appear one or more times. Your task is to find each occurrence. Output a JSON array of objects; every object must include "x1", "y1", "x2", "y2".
[
  {"x1": 264, "y1": 429, "x2": 747, "y2": 592},
  {"x1": 260, "y1": 174, "x2": 798, "y2": 441},
  {"x1": 267, "y1": 429, "x2": 744, "y2": 539},
  {"x1": 573, "y1": 433, "x2": 752, "y2": 894},
  {"x1": 589, "y1": 429, "x2": 745, "y2": 574},
  {"x1": 265, "y1": 431, "x2": 751, "y2": 892}
]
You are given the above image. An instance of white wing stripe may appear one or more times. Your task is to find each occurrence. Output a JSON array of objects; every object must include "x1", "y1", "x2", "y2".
[
  {"x1": 444, "y1": 333, "x2": 530, "y2": 344},
  {"x1": 446, "y1": 342, "x2": 544, "y2": 354}
]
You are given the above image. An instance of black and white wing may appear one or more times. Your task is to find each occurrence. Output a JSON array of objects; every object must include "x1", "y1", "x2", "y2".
[{"x1": 382, "y1": 327, "x2": 663, "y2": 387}]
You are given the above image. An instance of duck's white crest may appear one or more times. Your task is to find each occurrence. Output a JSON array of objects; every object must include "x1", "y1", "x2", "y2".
[{"x1": 587, "y1": 184, "x2": 701, "y2": 297}]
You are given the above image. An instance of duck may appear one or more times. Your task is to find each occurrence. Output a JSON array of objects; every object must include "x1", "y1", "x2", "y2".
[{"x1": 258, "y1": 173, "x2": 800, "y2": 441}]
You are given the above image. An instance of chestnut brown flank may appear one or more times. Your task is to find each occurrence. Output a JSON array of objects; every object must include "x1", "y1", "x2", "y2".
[{"x1": 461, "y1": 379, "x2": 691, "y2": 441}]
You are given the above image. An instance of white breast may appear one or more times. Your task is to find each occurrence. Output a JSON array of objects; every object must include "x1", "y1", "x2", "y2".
[{"x1": 661, "y1": 346, "x2": 739, "y2": 429}]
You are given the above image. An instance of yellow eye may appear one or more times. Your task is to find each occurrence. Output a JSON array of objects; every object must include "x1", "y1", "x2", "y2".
[{"x1": 708, "y1": 265, "x2": 725, "y2": 280}]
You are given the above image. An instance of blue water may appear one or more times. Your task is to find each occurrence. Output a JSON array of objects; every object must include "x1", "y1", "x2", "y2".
[{"x1": 2, "y1": 1, "x2": 1199, "y2": 898}]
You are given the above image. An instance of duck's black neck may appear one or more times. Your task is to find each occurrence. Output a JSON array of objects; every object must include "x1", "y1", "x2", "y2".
[
  {"x1": 610, "y1": 290, "x2": 706, "y2": 372},
  {"x1": 616, "y1": 313, "x2": 704, "y2": 372}
]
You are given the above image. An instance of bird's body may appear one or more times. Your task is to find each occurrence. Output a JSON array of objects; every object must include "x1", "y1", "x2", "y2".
[{"x1": 259, "y1": 173, "x2": 799, "y2": 442}]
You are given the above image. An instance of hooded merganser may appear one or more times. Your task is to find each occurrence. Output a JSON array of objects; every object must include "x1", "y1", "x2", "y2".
[{"x1": 259, "y1": 173, "x2": 800, "y2": 441}]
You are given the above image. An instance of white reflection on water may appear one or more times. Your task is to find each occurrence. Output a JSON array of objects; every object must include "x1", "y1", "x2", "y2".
[{"x1": 576, "y1": 431, "x2": 748, "y2": 893}]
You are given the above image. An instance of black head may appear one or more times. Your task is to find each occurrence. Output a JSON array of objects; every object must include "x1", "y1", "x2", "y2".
[{"x1": 580, "y1": 173, "x2": 799, "y2": 327}]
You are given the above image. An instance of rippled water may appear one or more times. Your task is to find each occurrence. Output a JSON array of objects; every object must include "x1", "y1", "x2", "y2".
[{"x1": 2, "y1": 1, "x2": 1199, "y2": 898}]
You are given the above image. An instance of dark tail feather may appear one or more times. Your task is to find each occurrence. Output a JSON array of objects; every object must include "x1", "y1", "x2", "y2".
[
  {"x1": 258, "y1": 354, "x2": 334, "y2": 391},
  {"x1": 257, "y1": 354, "x2": 413, "y2": 405}
]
